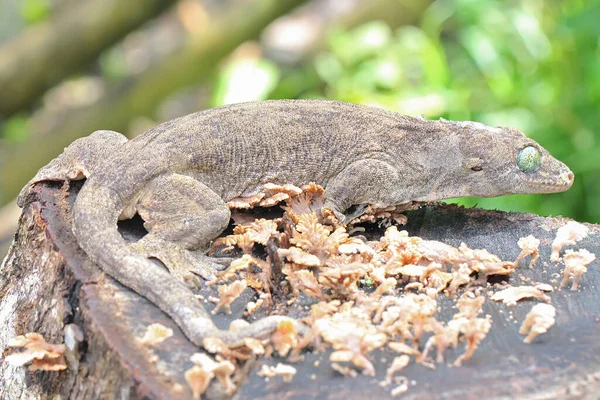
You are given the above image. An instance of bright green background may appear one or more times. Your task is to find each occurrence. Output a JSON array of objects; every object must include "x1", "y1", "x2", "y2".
[{"x1": 213, "y1": 0, "x2": 599, "y2": 223}]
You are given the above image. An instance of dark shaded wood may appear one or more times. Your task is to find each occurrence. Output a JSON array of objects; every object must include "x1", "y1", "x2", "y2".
[
  {"x1": 1, "y1": 181, "x2": 599, "y2": 399},
  {"x1": 243, "y1": 207, "x2": 600, "y2": 400}
]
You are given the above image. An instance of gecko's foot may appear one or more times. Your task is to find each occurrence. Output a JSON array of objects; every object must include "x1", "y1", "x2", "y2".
[
  {"x1": 322, "y1": 204, "x2": 368, "y2": 226},
  {"x1": 344, "y1": 204, "x2": 370, "y2": 221},
  {"x1": 175, "y1": 252, "x2": 233, "y2": 287},
  {"x1": 130, "y1": 239, "x2": 231, "y2": 286}
]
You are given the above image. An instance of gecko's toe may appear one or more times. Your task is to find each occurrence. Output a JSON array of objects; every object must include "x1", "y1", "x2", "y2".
[
  {"x1": 344, "y1": 203, "x2": 369, "y2": 221},
  {"x1": 179, "y1": 253, "x2": 221, "y2": 282},
  {"x1": 130, "y1": 239, "x2": 223, "y2": 283}
]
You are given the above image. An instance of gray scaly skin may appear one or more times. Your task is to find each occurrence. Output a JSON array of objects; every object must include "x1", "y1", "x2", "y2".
[{"x1": 17, "y1": 100, "x2": 574, "y2": 347}]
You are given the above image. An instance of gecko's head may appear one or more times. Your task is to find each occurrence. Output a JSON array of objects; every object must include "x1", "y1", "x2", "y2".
[{"x1": 441, "y1": 120, "x2": 573, "y2": 198}]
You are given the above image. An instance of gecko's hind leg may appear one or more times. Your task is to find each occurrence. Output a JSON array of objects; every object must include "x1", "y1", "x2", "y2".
[
  {"x1": 128, "y1": 173, "x2": 232, "y2": 283},
  {"x1": 121, "y1": 173, "x2": 310, "y2": 347},
  {"x1": 17, "y1": 130, "x2": 127, "y2": 206}
]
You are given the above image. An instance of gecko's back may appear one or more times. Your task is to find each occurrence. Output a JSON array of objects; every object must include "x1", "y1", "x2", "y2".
[{"x1": 111, "y1": 100, "x2": 418, "y2": 200}]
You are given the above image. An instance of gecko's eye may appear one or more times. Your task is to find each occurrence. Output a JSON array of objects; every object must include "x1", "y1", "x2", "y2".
[{"x1": 517, "y1": 146, "x2": 541, "y2": 173}]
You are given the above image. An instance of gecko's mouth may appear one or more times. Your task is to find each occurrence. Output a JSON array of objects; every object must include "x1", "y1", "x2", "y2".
[{"x1": 528, "y1": 170, "x2": 574, "y2": 193}]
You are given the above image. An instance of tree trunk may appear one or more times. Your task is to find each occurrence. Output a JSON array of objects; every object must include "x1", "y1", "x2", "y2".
[{"x1": 1, "y1": 181, "x2": 599, "y2": 399}]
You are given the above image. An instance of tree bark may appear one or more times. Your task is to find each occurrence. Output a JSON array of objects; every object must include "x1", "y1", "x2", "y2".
[
  {"x1": 1, "y1": 181, "x2": 599, "y2": 399},
  {"x1": 0, "y1": 0, "x2": 178, "y2": 118}
]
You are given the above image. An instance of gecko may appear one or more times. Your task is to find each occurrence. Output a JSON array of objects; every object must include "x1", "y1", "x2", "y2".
[{"x1": 17, "y1": 99, "x2": 574, "y2": 348}]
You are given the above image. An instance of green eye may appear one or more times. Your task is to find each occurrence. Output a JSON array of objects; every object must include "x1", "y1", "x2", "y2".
[{"x1": 517, "y1": 146, "x2": 541, "y2": 173}]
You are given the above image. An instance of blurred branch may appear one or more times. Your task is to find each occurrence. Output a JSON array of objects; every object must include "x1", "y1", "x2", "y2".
[
  {"x1": 0, "y1": 201, "x2": 20, "y2": 242},
  {"x1": 0, "y1": 0, "x2": 308, "y2": 204},
  {"x1": 335, "y1": 0, "x2": 429, "y2": 30},
  {"x1": 0, "y1": 0, "x2": 178, "y2": 118},
  {"x1": 263, "y1": 0, "x2": 432, "y2": 65},
  {"x1": 0, "y1": 200, "x2": 20, "y2": 261}
]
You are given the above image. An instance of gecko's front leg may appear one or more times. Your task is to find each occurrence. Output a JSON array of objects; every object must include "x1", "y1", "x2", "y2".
[{"x1": 323, "y1": 158, "x2": 402, "y2": 223}]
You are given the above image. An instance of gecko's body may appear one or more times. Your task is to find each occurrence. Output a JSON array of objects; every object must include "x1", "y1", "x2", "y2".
[{"x1": 18, "y1": 100, "x2": 573, "y2": 347}]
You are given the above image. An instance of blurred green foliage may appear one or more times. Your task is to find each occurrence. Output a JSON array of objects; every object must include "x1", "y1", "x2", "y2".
[
  {"x1": 2, "y1": 0, "x2": 598, "y2": 224},
  {"x1": 215, "y1": 0, "x2": 600, "y2": 223},
  {"x1": 1, "y1": 114, "x2": 30, "y2": 144},
  {"x1": 20, "y1": 0, "x2": 51, "y2": 24}
]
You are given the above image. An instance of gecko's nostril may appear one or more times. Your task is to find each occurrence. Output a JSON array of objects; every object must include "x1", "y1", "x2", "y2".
[{"x1": 568, "y1": 172, "x2": 574, "y2": 182}]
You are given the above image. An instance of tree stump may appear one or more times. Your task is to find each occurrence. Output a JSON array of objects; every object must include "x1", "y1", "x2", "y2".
[{"x1": 1, "y1": 181, "x2": 599, "y2": 399}]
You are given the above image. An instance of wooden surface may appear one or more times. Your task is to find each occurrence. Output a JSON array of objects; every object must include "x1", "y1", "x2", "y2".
[{"x1": 1, "y1": 181, "x2": 599, "y2": 399}]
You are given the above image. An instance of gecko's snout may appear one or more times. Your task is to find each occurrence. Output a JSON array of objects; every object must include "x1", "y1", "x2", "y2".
[
  {"x1": 522, "y1": 159, "x2": 574, "y2": 194},
  {"x1": 560, "y1": 167, "x2": 574, "y2": 188},
  {"x1": 564, "y1": 171, "x2": 574, "y2": 189},
  {"x1": 553, "y1": 166, "x2": 574, "y2": 192}
]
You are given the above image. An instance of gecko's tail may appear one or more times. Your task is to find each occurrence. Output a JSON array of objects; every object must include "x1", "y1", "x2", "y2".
[{"x1": 71, "y1": 177, "x2": 219, "y2": 338}]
